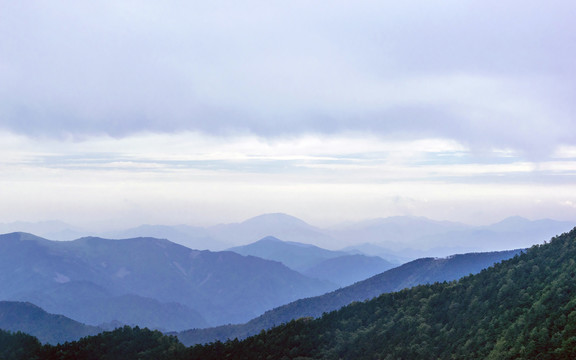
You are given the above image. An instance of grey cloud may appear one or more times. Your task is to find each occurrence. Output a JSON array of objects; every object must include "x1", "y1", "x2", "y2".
[{"x1": 1, "y1": 0, "x2": 575, "y2": 155}]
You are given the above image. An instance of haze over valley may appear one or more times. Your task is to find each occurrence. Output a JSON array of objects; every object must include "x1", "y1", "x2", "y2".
[
  {"x1": 2, "y1": 212, "x2": 573, "y2": 258},
  {"x1": 0, "y1": 212, "x2": 572, "y2": 334}
]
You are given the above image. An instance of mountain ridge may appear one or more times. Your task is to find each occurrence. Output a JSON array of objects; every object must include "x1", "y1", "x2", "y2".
[
  {"x1": 177, "y1": 248, "x2": 522, "y2": 346},
  {"x1": 184, "y1": 227, "x2": 576, "y2": 359},
  {"x1": 0, "y1": 232, "x2": 335, "y2": 330},
  {"x1": 6, "y1": 214, "x2": 573, "y2": 258},
  {"x1": 0, "y1": 301, "x2": 101, "y2": 344}
]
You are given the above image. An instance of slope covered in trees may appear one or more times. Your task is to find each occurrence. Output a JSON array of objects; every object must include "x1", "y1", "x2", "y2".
[
  {"x1": 3, "y1": 228, "x2": 576, "y2": 359},
  {"x1": 40, "y1": 326, "x2": 187, "y2": 360},
  {"x1": 0, "y1": 329, "x2": 42, "y2": 360},
  {"x1": 186, "y1": 227, "x2": 576, "y2": 359}
]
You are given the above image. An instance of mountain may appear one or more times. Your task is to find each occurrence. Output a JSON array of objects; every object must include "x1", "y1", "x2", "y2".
[
  {"x1": 228, "y1": 236, "x2": 395, "y2": 286},
  {"x1": 341, "y1": 242, "x2": 410, "y2": 263},
  {"x1": 330, "y1": 215, "x2": 471, "y2": 247},
  {"x1": 0, "y1": 301, "x2": 100, "y2": 344},
  {"x1": 5, "y1": 228, "x2": 576, "y2": 359},
  {"x1": 22, "y1": 282, "x2": 210, "y2": 331},
  {"x1": 177, "y1": 248, "x2": 521, "y2": 345},
  {"x1": 335, "y1": 216, "x2": 574, "y2": 258},
  {"x1": 0, "y1": 232, "x2": 335, "y2": 330},
  {"x1": 208, "y1": 213, "x2": 339, "y2": 249},
  {"x1": 0, "y1": 220, "x2": 84, "y2": 241},
  {"x1": 11, "y1": 213, "x2": 570, "y2": 257},
  {"x1": 412, "y1": 216, "x2": 576, "y2": 256},
  {"x1": 185, "y1": 227, "x2": 576, "y2": 359},
  {"x1": 228, "y1": 236, "x2": 347, "y2": 271},
  {"x1": 104, "y1": 224, "x2": 229, "y2": 251},
  {"x1": 302, "y1": 254, "x2": 395, "y2": 287}
]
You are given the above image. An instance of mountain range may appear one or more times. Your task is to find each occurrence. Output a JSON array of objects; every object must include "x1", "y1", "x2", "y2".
[
  {"x1": 0, "y1": 232, "x2": 334, "y2": 330},
  {"x1": 7, "y1": 214, "x2": 573, "y2": 259},
  {"x1": 185, "y1": 227, "x2": 576, "y2": 359},
  {"x1": 228, "y1": 236, "x2": 395, "y2": 286},
  {"x1": 177, "y1": 248, "x2": 522, "y2": 346},
  {"x1": 2, "y1": 227, "x2": 576, "y2": 358}
]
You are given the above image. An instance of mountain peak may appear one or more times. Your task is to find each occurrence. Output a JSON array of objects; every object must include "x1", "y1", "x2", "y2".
[
  {"x1": 497, "y1": 215, "x2": 530, "y2": 224},
  {"x1": 0, "y1": 232, "x2": 47, "y2": 242},
  {"x1": 257, "y1": 236, "x2": 283, "y2": 243},
  {"x1": 241, "y1": 213, "x2": 311, "y2": 227},
  {"x1": 489, "y1": 216, "x2": 532, "y2": 230}
]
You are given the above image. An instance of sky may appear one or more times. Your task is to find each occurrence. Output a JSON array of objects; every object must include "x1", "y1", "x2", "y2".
[{"x1": 1, "y1": 0, "x2": 575, "y2": 230}]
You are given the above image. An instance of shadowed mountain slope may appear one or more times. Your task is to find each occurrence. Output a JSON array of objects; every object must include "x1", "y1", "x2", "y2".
[
  {"x1": 186, "y1": 227, "x2": 576, "y2": 359},
  {"x1": 0, "y1": 301, "x2": 100, "y2": 345},
  {"x1": 228, "y1": 236, "x2": 395, "y2": 286},
  {"x1": 228, "y1": 236, "x2": 346, "y2": 271},
  {"x1": 178, "y1": 248, "x2": 521, "y2": 345},
  {"x1": 0, "y1": 232, "x2": 334, "y2": 330}
]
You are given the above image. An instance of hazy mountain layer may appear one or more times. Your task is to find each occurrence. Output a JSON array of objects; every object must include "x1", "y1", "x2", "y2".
[
  {"x1": 0, "y1": 301, "x2": 100, "y2": 344},
  {"x1": 0, "y1": 232, "x2": 335, "y2": 330},
  {"x1": 228, "y1": 236, "x2": 395, "y2": 287},
  {"x1": 340, "y1": 215, "x2": 575, "y2": 258},
  {"x1": 104, "y1": 224, "x2": 229, "y2": 251},
  {"x1": 209, "y1": 213, "x2": 337, "y2": 249},
  {"x1": 186, "y1": 227, "x2": 576, "y2": 359},
  {"x1": 228, "y1": 236, "x2": 346, "y2": 270},
  {"x1": 302, "y1": 254, "x2": 395, "y2": 287},
  {"x1": 177, "y1": 248, "x2": 521, "y2": 345},
  {"x1": 3, "y1": 228, "x2": 576, "y2": 359},
  {"x1": 9, "y1": 214, "x2": 573, "y2": 259}
]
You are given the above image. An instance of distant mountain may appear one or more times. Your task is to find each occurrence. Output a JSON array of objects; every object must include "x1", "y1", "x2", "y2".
[
  {"x1": 330, "y1": 216, "x2": 471, "y2": 251},
  {"x1": 335, "y1": 216, "x2": 574, "y2": 258},
  {"x1": 341, "y1": 243, "x2": 409, "y2": 263},
  {"x1": 0, "y1": 301, "x2": 100, "y2": 344},
  {"x1": 0, "y1": 220, "x2": 84, "y2": 241},
  {"x1": 302, "y1": 254, "x2": 395, "y2": 287},
  {"x1": 330, "y1": 215, "x2": 470, "y2": 243},
  {"x1": 208, "y1": 213, "x2": 339, "y2": 249},
  {"x1": 177, "y1": 248, "x2": 522, "y2": 345},
  {"x1": 412, "y1": 216, "x2": 576, "y2": 256},
  {"x1": 228, "y1": 236, "x2": 347, "y2": 271},
  {"x1": 0, "y1": 232, "x2": 335, "y2": 330},
  {"x1": 104, "y1": 224, "x2": 229, "y2": 251},
  {"x1": 228, "y1": 236, "x2": 395, "y2": 286},
  {"x1": 10, "y1": 213, "x2": 569, "y2": 258}
]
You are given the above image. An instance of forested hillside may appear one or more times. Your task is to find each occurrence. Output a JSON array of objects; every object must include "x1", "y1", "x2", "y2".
[
  {"x1": 186, "y1": 227, "x2": 576, "y2": 359},
  {"x1": 2, "y1": 228, "x2": 576, "y2": 359},
  {"x1": 0, "y1": 330, "x2": 42, "y2": 360}
]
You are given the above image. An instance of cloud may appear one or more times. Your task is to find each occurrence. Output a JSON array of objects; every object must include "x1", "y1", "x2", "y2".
[
  {"x1": 0, "y1": 130, "x2": 575, "y2": 227},
  {"x1": 1, "y1": 0, "x2": 575, "y2": 156}
]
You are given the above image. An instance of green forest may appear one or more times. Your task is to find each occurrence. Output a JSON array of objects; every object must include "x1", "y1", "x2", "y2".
[{"x1": 3, "y1": 227, "x2": 576, "y2": 359}]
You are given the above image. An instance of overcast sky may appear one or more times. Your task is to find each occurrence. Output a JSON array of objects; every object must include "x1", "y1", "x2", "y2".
[{"x1": 1, "y1": 0, "x2": 575, "y2": 230}]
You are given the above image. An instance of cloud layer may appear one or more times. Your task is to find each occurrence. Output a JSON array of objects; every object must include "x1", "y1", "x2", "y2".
[
  {"x1": 1, "y1": 1, "x2": 575, "y2": 230},
  {"x1": 2, "y1": 1, "x2": 575, "y2": 155},
  {"x1": 1, "y1": 130, "x2": 575, "y2": 228}
]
